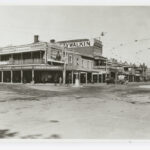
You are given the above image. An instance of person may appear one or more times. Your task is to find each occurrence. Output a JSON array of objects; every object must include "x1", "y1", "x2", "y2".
[
  {"x1": 56, "y1": 51, "x2": 61, "y2": 61},
  {"x1": 54, "y1": 74, "x2": 58, "y2": 86},
  {"x1": 59, "y1": 76, "x2": 62, "y2": 85},
  {"x1": 125, "y1": 78, "x2": 129, "y2": 85},
  {"x1": 68, "y1": 73, "x2": 72, "y2": 84}
]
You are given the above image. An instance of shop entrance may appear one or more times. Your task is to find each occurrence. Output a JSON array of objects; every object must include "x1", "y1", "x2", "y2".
[
  {"x1": 13, "y1": 71, "x2": 21, "y2": 83},
  {"x1": 34, "y1": 70, "x2": 62, "y2": 83},
  {"x1": 23, "y1": 70, "x2": 32, "y2": 83},
  {"x1": 3, "y1": 71, "x2": 11, "y2": 82}
]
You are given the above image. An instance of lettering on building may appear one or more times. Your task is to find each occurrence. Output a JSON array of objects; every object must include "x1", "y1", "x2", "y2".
[{"x1": 61, "y1": 40, "x2": 91, "y2": 48}]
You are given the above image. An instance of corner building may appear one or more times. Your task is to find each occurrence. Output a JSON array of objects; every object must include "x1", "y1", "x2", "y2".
[{"x1": 0, "y1": 35, "x2": 68, "y2": 84}]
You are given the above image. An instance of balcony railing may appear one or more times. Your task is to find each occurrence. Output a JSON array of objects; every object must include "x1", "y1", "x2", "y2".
[
  {"x1": 0, "y1": 59, "x2": 45, "y2": 65},
  {"x1": 93, "y1": 65, "x2": 106, "y2": 69}
]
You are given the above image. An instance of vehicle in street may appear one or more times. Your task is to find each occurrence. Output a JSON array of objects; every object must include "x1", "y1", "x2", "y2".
[{"x1": 106, "y1": 77, "x2": 115, "y2": 84}]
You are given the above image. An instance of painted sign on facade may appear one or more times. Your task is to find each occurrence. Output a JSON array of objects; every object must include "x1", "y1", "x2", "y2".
[{"x1": 61, "y1": 40, "x2": 91, "y2": 48}]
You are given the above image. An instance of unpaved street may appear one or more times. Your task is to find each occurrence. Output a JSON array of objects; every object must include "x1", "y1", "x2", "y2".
[{"x1": 0, "y1": 83, "x2": 150, "y2": 139}]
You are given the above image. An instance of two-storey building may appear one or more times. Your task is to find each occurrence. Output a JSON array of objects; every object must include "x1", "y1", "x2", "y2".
[
  {"x1": 58, "y1": 38, "x2": 107, "y2": 83},
  {"x1": 0, "y1": 35, "x2": 69, "y2": 84},
  {"x1": 0, "y1": 35, "x2": 146, "y2": 84},
  {"x1": 0, "y1": 35, "x2": 104, "y2": 84}
]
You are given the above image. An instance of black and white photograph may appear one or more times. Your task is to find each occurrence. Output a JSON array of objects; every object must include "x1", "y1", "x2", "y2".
[{"x1": 0, "y1": 4, "x2": 150, "y2": 143}]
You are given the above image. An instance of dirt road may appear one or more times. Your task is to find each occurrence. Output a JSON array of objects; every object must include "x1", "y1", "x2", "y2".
[{"x1": 0, "y1": 83, "x2": 150, "y2": 139}]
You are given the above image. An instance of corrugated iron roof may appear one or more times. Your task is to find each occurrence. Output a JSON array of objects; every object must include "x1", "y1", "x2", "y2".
[{"x1": 0, "y1": 41, "x2": 64, "y2": 55}]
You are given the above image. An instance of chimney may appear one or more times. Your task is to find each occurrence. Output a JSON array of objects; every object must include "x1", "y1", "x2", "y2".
[
  {"x1": 34, "y1": 35, "x2": 39, "y2": 43},
  {"x1": 50, "y1": 39, "x2": 55, "y2": 43}
]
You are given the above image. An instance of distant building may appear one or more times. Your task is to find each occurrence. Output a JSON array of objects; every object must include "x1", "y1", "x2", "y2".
[
  {"x1": 107, "y1": 59, "x2": 148, "y2": 82},
  {"x1": 146, "y1": 68, "x2": 150, "y2": 81}
]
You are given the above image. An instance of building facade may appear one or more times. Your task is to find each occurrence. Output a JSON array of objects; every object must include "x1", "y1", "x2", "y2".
[
  {"x1": 0, "y1": 35, "x2": 147, "y2": 84},
  {"x1": 58, "y1": 38, "x2": 108, "y2": 84},
  {"x1": 107, "y1": 59, "x2": 148, "y2": 82},
  {"x1": 0, "y1": 36, "x2": 107, "y2": 84},
  {"x1": 0, "y1": 36, "x2": 68, "y2": 84}
]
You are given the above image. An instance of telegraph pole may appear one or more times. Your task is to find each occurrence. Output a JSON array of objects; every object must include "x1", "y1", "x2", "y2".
[
  {"x1": 106, "y1": 58, "x2": 108, "y2": 78},
  {"x1": 63, "y1": 47, "x2": 67, "y2": 85}
]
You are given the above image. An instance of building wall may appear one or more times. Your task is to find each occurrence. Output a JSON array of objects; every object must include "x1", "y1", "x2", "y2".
[
  {"x1": 93, "y1": 40, "x2": 103, "y2": 56},
  {"x1": 73, "y1": 54, "x2": 82, "y2": 68},
  {"x1": 81, "y1": 58, "x2": 93, "y2": 70},
  {"x1": 57, "y1": 38, "x2": 103, "y2": 57}
]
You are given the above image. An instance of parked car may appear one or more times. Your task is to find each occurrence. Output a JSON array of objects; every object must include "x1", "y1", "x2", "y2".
[{"x1": 106, "y1": 77, "x2": 115, "y2": 84}]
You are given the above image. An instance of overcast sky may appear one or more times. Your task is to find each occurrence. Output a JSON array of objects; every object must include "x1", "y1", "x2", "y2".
[{"x1": 0, "y1": 6, "x2": 150, "y2": 66}]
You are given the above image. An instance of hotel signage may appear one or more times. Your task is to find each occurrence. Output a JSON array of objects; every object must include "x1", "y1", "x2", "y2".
[{"x1": 61, "y1": 40, "x2": 91, "y2": 48}]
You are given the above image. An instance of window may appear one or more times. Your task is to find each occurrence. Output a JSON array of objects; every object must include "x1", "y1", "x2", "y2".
[
  {"x1": 87, "y1": 61, "x2": 89, "y2": 68},
  {"x1": 124, "y1": 67, "x2": 128, "y2": 71},
  {"x1": 82, "y1": 60, "x2": 84, "y2": 67},
  {"x1": 63, "y1": 52, "x2": 65, "y2": 57},
  {"x1": 76, "y1": 58, "x2": 79, "y2": 66},
  {"x1": 68, "y1": 55, "x2": 72, "y2": 64},
  {"x1": 91, "y1": 62, "x2": 93, "y2": 68}
]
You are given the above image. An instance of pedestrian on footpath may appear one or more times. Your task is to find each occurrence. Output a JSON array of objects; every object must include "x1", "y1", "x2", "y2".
[
  {"x1": 59, "y1": 76, "x2": 62, "y2": 86},
  {"x1": 54, "y1": 74, "x2": 58, "y2": 86}
]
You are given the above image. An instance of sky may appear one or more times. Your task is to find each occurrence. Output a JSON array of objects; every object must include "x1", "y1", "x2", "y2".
[{"x1": 0, "y1": 6, "x2": 150, "y2": 66}]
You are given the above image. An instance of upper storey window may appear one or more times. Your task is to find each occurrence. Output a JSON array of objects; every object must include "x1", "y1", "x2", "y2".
[
  {"x1": 76, "y1": 58, "x2": 79, "y2": 66},
  {"x1": 68, "y1": 54, "x2": 72, "y2": 64}
]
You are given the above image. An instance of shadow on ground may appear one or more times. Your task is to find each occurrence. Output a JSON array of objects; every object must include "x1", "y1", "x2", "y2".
[
  {"x1": 21, "y1": 134, "x2": 42, "y2": 139},
  {"x1": 0, "y1": 129, "x2": 18, "y2": 138},
  {"x1": 46, "y1": 134, "x2": 61, "y2": 139}
]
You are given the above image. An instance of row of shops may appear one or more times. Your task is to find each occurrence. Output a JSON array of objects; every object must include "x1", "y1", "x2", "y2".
[
  {"x1": 107, "y1": 59, "x2": 147, "y2": 83},
  {"x1": 0, "y1": 68, "x2": 106, "y2": 84},
  {"x1": 0, "y1": 35, "x2": 147, "y2": 84}
]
